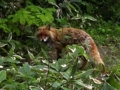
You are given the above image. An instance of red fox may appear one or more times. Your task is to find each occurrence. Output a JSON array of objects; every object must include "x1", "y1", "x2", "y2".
[{"x1": 36, "y1": 25, "x2": 105, "y2": 71}]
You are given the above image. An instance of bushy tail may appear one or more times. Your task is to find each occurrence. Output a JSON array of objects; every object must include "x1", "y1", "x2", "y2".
[
  {"x1": 87, "y1": 38, "x2": 105, "y2": 73},
  {"x1": 93, "y1": 52, "x2": 105, "y2": 73}
]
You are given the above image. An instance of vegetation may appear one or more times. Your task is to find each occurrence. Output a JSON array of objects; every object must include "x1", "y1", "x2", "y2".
[{"x1": 0, "y1": 0, "x2": 120, "y2": 90}]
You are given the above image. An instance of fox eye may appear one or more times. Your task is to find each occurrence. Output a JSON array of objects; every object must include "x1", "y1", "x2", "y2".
[{"x1": 38, "y1": 34, "x2": 48, "y2": 37}]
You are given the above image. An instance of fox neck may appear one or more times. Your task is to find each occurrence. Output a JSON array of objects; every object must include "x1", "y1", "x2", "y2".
[
  {"x1": 49, "y1": 28, "x2": 58, "y2": 42},
  {"x1": 49, "y1": 28, "x2": 63, "y2": 51},
  {"x1": 46, "y1": 29, "x2": 58, "y2": 47}
]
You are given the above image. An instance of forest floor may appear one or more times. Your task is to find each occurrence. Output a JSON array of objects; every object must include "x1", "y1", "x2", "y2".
[{"x1": 99, "y1": 44, "x2": 120, "y2": 69}]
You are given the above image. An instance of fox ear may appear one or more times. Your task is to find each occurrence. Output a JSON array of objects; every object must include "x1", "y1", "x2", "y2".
[{"x1": 46, "y1": 24, "x2": 51, "y2": 30}]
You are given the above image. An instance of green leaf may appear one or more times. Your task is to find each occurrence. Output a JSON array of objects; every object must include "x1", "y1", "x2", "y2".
[
  {"x1": 29, "y1": 86, "x2": 44, "y2": 90},
  {"x1": 47, "y1": 0, "x2": 56, "y2": 3},
  {"x1": 1, "y1": 57, "x2": 20, "y2": 64},
  {"x1": 50, "y1": 61, "x2": 61, "y2": 71},
  {"x1": 41, "y1": 48, "x2": 48, "y2": 59},
  {"x1": 83, "y1": 15, "x2": 97, "y2": 21},
  {"x1": 9, "y1": 44, "x2": 15, "y2": 56},
  {"x1": 0, "y1": 70, "x2": 6, "y2": 83},
  {"x1": 76, "y1": 69, "x2": 93, "y2": 79},
  {"x1": 28, "y1": 50, "x2": 35, "y2": 60},
  {"x1": 68, "y1": 2, "x2": 78, "y2": 13},
  {"x1": 13, "y1": 27, "x2": 20, "y2": 36},
  {"x1": 33, "y1": 65, "x2": 47, "y2": 70},
  {"x1": 76, "y1": 45, "x2": 85, "y2": 55},
  {"x1": 75, "y1": 79, "x2": 92, "y2": 89},
  {"x1": 61, "y1": 87, "x2": 71, "y2": 90},
  {"x1": 20, "y1": 16, "x2": 26, "y2": 25},
  {"x1": 102, "y1": 83, "x2": 116, "y2": 90},
  {"x1": 12, "y1": 13, "x2": 19, "y2": 23},
  {"x1": 67, "y1": 45, "x2": 85, "y2": 57},
  {"x1": 23, "y1": 62, "x2": 31, "y2": 75},
  {"x1": 107, "y1": 73, "x2": 120, "y2": 89},
  {"x1": 7, "y1": 32, "x2": 12, "y2": 42},
  {"x1": 56, "y1": 61, "x2": 62, "y2": 71},
  {"x1": 0, "y1": 42, "x2": 7, "y2": 47},
  {"x1": 60, "y1": 72, "x2": 70, "y2": 80},
  {"x1": 52, "y1": 82, "x2": 61, "y2": 88},
  {"x1": 70, "y1": 59, "x2": 78, "y2": 76},
  {"x1": 27, "y1": 19, "x2": 34, "y2": 26},
  {"x1": 13, "y1": 55, "x2": 24, "y2": 60},
  {"x1": 19, "y1": 62, "x2": 31, "y2": 76},
  {"x1": 40, "y1": 15, "x2": 46, "y2": 23}
]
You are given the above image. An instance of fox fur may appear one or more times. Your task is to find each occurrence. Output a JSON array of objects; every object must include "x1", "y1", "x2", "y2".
[{"x1": 36, "y1": 25, "x2": 105, "y2": 71}]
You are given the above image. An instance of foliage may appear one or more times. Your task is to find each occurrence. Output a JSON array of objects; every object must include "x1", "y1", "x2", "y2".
[
  {"x1": 0, "y1": 5, "x2": 55, "y2": 35},
  {"x1": 1, "y1": 45, "x2": 120, "y2": 90},
  {"x1": 0, "y1": 0, "x2": 120, "y2": 90},
  {"x1": 87, "y1": 21, "x2": 120, "y2": 45}
]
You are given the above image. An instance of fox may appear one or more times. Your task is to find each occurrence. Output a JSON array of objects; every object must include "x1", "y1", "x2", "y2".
[{"x1": 36, "y1": 25, "x2": 105, "y2": 72}]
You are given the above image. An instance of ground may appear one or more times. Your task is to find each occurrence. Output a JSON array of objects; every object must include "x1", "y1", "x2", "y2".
[{"x1": 99, "y1": 45, "x2": 120, "y2": 69}]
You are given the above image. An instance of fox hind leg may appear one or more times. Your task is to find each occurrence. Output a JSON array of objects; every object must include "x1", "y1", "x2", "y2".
[{"x1": 79, "y1": 56, "x2": 87, "y2": 70}]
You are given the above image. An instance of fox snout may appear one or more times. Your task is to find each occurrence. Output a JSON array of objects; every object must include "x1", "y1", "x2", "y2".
[
  {"x1": 40, "y1": 36, "x2": 49, "y2": 42},
  {"x1": 36, "y1": 32, "x2": 49, "y2": 42}
]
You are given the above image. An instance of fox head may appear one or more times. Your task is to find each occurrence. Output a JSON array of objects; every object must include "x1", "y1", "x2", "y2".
[{"x1": 36, "y1": 25, "x2": 55, "y2": 43}]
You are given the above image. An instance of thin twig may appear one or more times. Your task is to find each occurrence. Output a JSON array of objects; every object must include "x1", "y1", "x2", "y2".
[{"x1": 44, "y1": 61, "x2": 50, "y2": 90}]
